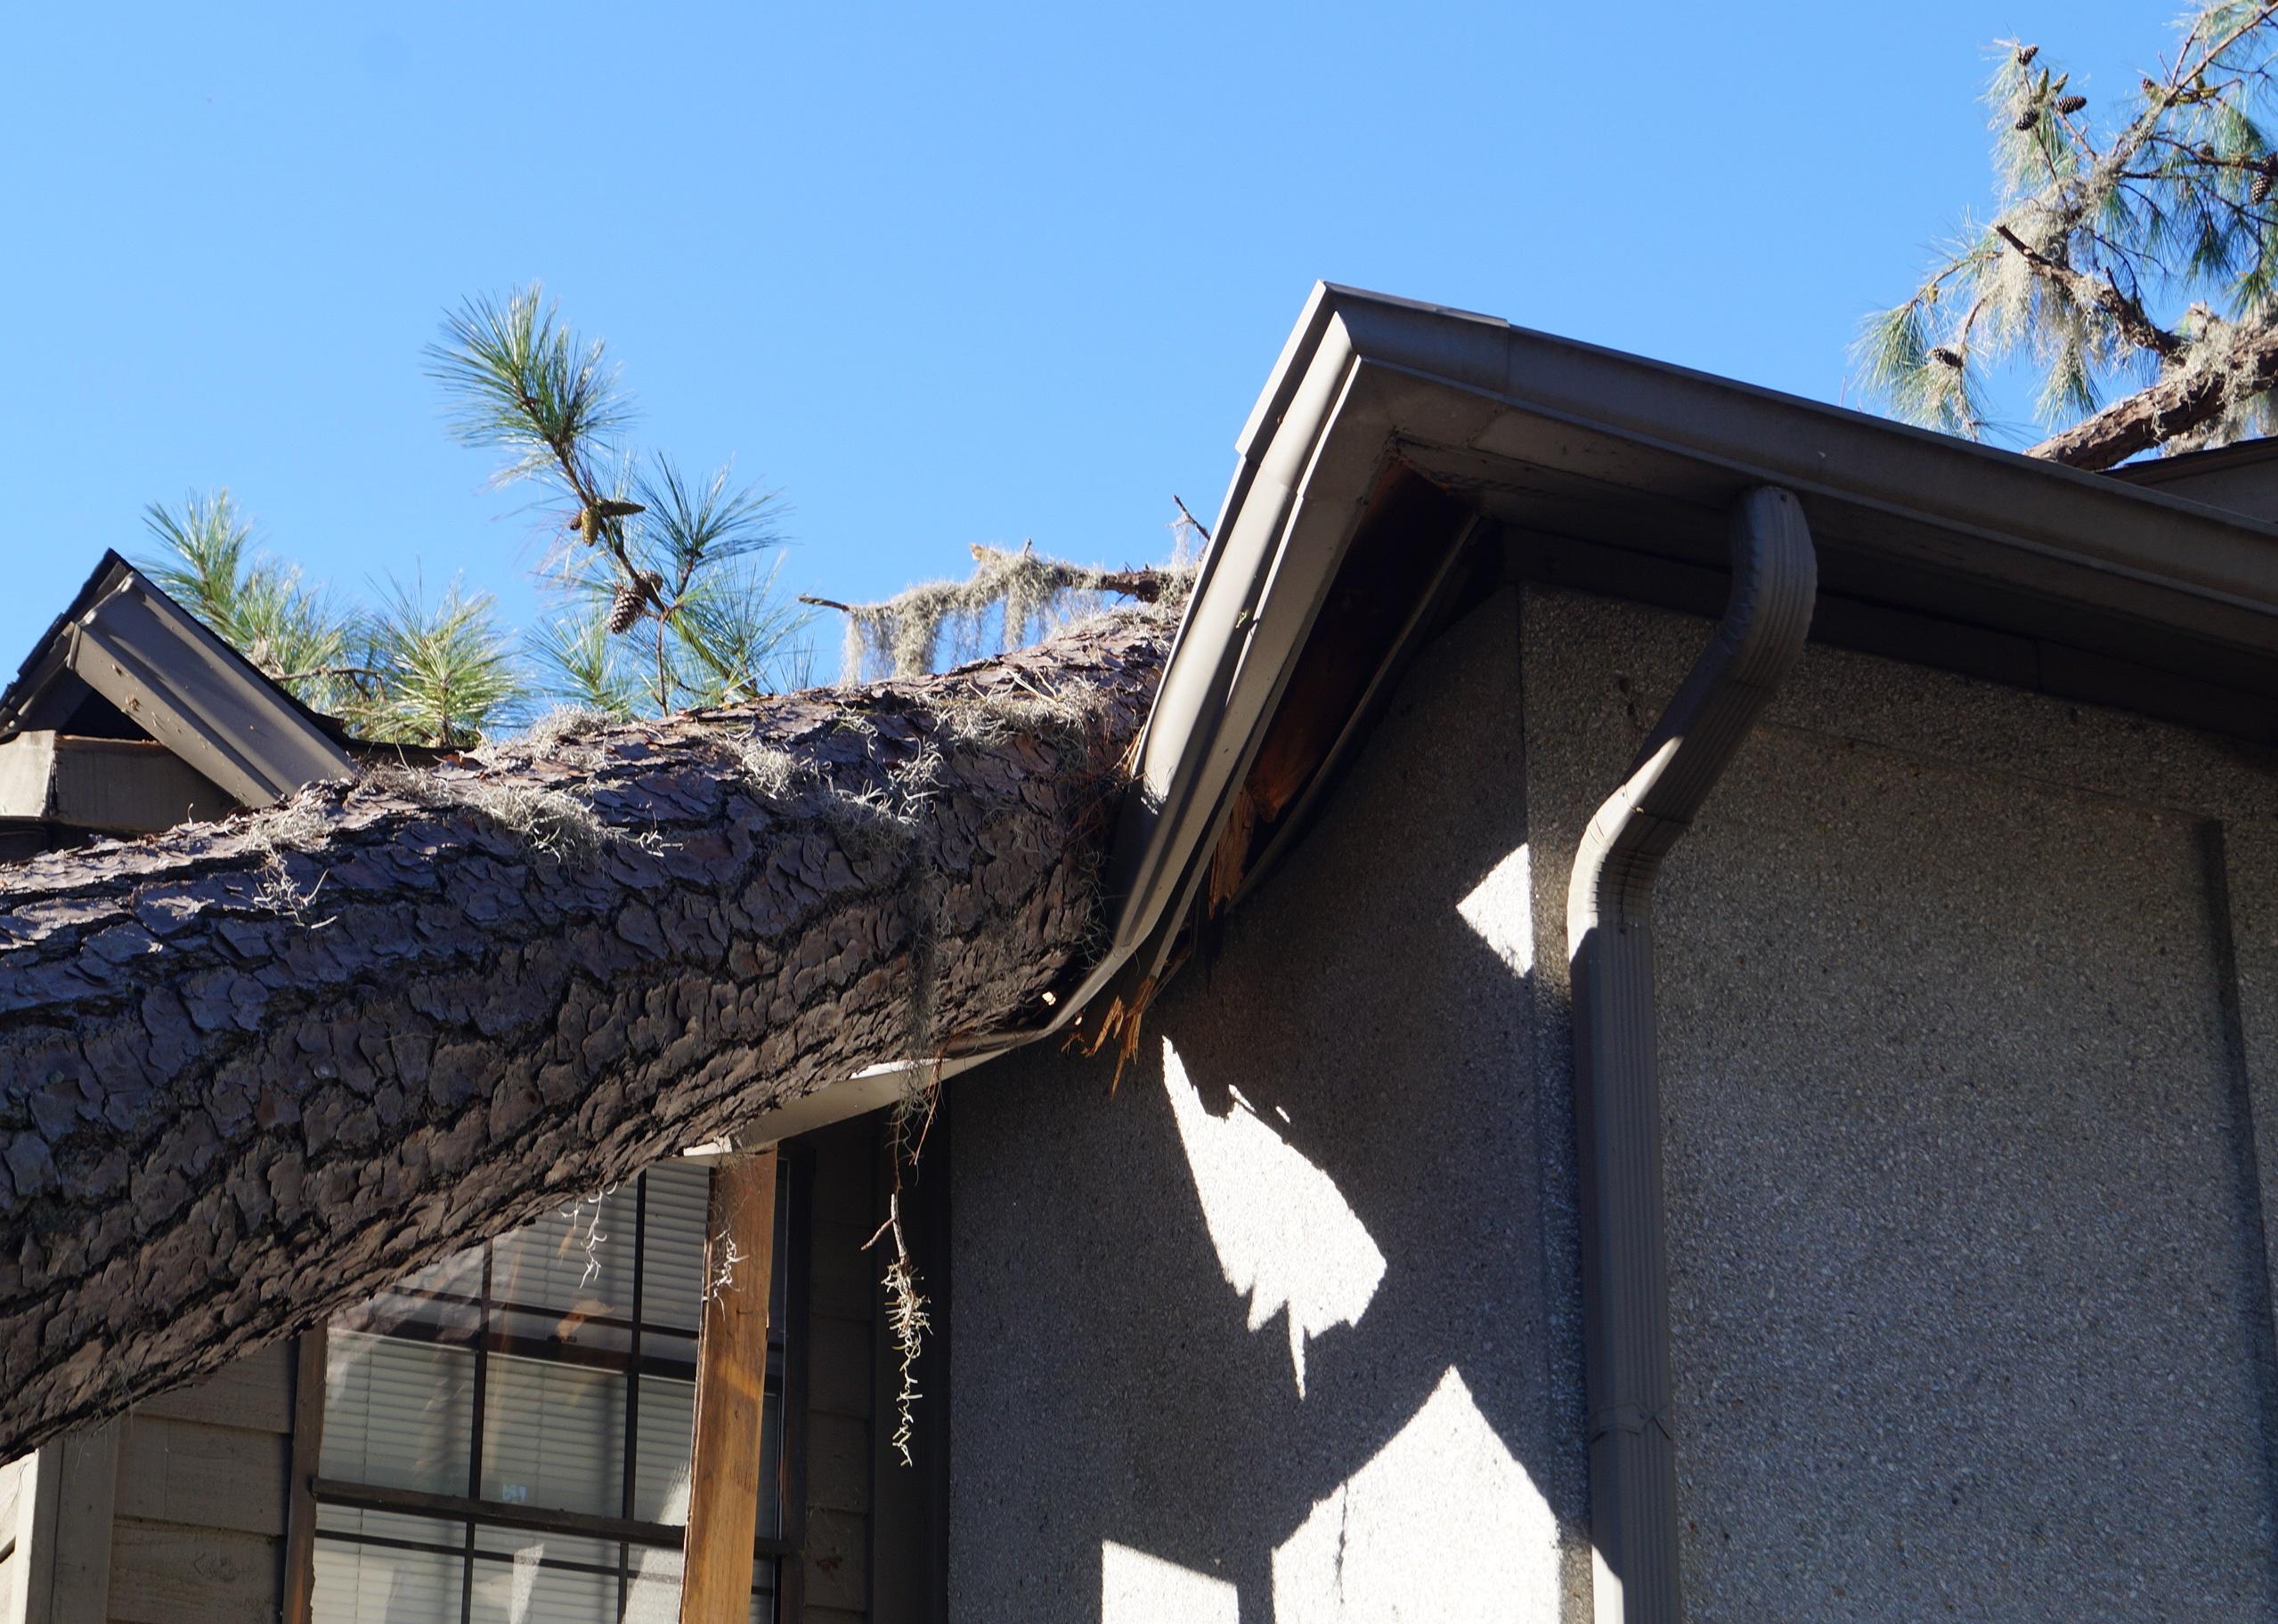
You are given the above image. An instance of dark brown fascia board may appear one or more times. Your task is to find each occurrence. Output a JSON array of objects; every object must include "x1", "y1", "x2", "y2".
[
  {"x1": 1311, "y1": 285, "x2": 2278, "y2": 649},
  {"x1": 1110, "y1": 283, "x2": 2278, "y2": 1027},
  {"x1": 0, "y1": 551, "x2": 354, "y2": 807}
]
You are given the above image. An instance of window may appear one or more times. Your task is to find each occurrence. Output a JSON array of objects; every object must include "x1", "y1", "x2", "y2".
[{"x1": 308, "y1": 1160, "x2": 799, "y2": 1624}]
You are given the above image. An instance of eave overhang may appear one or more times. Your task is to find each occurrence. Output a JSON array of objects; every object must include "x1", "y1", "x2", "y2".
[
  {"x1": 732, "y1": 281, "x2": 2278, "y2": 1139},
  {"x1": 1094, "y1": 282, "x2": 2278, "y2": 1011}
]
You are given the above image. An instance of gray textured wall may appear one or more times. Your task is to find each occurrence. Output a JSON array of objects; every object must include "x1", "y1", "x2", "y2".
[
  {"x1": 948, "y1": 590, "x2": 1585, "y2": 1624},
  {"x1": 949, "y1": 577, "x2": 2278, "y2": 1623},
  {"x1": 1523, "y1": 588, "x2": 2278, "y2": 1621}
]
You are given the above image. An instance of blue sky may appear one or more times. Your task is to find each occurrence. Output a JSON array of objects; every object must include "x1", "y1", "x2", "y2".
[{"x1": 0, "y1": 2, "x2": 2167, "y2": 678}]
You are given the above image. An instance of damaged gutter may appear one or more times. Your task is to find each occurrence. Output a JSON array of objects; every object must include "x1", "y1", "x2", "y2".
[{"x1": 1567, "y1": 487, "x2": 1818, "y2": 1623}]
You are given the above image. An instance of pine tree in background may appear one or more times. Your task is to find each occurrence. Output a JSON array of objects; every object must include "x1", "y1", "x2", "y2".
[
  {"x1": 427, "y1": 286, "x2": 810, "y2": 717},
  {"x1": 138, "y1": 286, "x2": 811, "y2": 743},
  {"x1": 139, "y1": 491, "x2": 524, "y2": 748},
  {"x1": 1858, "y1": 2, "x2": 2278, "y2": 467}
]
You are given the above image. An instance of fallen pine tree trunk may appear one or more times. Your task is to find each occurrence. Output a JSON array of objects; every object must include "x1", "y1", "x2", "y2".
[{"x1": 0, "y1": 606, "x2": 1171, "y2": 1462}]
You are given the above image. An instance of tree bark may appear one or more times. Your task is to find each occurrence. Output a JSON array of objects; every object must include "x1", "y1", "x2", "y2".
[
  {"x1": 0, "y1": 609, "x2": 1169, "y2": 1463},
  {"x1": 2027, "y1": 327, "x2": 2278, "y2": 468}
]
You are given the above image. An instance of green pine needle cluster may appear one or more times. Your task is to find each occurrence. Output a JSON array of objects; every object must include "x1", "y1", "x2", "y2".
[
  {"x1": 142, "y1": 287, "x2": 816, "y2": 748},
  {"x1": 1856, "y1": 3, "x2": 2278, "y2": 455},
  {"x1": 427, "y1": 285, "x2": 811, "y2": 717},
  {"x1": 139, "y1": 492, "x2": 523, "y2": 750}
]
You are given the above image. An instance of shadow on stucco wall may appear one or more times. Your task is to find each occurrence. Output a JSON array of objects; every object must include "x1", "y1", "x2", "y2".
[{"x1": 947, "y1": 589, "x2": 1590, "y2": 1623}]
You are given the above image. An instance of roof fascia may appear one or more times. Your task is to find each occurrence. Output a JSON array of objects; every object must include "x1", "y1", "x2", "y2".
[
  {"x1": 1102, "y1": 282, "x2": 2278, "y2": 1024},
  {"x1": 1322, "y1": 288, "x2": 2278, "y2": 641}
]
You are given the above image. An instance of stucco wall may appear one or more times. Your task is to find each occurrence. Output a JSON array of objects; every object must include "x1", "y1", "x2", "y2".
[
  {"x1": 1522, "y1": 587, "x2": 2278, "y2": 1621},
  {"x1": 948, "y1": 589, "x2": 1584, "y2": 1624},
  {"x1": 949, "y1": 577, "x2": 2278, "y2": 1623}
]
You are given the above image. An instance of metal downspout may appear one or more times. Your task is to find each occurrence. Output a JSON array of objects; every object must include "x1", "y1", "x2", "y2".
[{"x1": 1567, "y1": 486, "x2": 1818, "y2": 1624}]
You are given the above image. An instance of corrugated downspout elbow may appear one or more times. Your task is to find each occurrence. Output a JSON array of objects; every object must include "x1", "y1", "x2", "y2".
[{"x1": 1567, "y1": 485, "x2": 1818, "y2": 1624}]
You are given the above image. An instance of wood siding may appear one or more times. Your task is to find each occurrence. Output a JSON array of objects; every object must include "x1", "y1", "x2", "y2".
[
  {"x1": 16, "y1": 1342, "x2": 298, "y2": 1624},
  {"x1": 110, "y1": 1340, "x2": 295, "y2": 1623}
]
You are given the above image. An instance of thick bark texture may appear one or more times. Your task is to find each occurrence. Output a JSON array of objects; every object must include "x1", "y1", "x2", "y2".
[
  {"x1": 0, "y1": 610, "x2": 1168, "y2": 1461},
  {"x1": 2027, "y1": 327, "x2": 2278, "y2": 468}
]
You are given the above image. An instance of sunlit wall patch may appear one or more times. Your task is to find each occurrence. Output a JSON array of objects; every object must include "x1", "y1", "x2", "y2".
[
  {"x1": 1161, "y1": 1038, "x2": 1385, "y2": 1397},
  {"x1": 1456, "y1": 842, "x2": 1534, "y2": 978},
  {"x1": 1103, "y1": 1540, "x2": 1240, "y2": 1624},
  {"x1": 1271, "y1": 1367, "x2": 1560, "y2": 1622}
]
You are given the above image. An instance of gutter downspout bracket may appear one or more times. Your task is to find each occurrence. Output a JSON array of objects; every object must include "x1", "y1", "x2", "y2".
[{"x1": 1566, "y1": 485, "x2": 1817, "y2": 1624}]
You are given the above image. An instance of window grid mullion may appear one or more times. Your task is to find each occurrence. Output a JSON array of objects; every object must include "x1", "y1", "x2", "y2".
[
  {"x1": 620, "y1": 1172, "x2": 649, "y2": 1623},
  {"x1": 460, "y1": 1244, "x2": 492, "y2": 1624}
]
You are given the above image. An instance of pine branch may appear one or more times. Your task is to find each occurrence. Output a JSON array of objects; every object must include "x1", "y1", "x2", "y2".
[
  {"x1": 1991, "y1": 223, "x2": 2187, "y2": 359},
  {"x1": 808, "y1": 545, "x2": 1195, "y2": 682},
  {"x1": 2028, "y1": 319, "x2": 2278, "y2": 465},
  {"x1": 1859, "y1": 5, "x2": 2278, "y2": 457}
]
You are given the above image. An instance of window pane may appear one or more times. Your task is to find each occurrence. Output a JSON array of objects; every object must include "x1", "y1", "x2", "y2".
[
  {"x1": 631, "y1": 1375, "x2": 693, "y2": 1525},
  {"x1": 472, "y1": 1527, "x2": 617, "y2": 1569},
  {"x1": 322, "y1": 1331, "x2": 474, "y2": 1495},
  {"x1": 621, "y1": 1547, "x2": 681, "y2": 1624},
  {"x1": 316, "y1": 1506, "x2": 462, "y2": 1547},
  {"x1": 491, "y1": 1303, "x2": 631, "y2": 1361},
  {"x1": 400, "y1": 1247, "x2": 484, "y2": 1298},
  {"x1": 313, "y1": 1537, "x2": 464, "y2": 1624},
  {"x1": 346, "y1": 1282, "x2": 484, "y2": 1345},
  {"x1": 480, "y1": 1352, "x2": 625, "y2": 1517},
  {"x1": 492, "y1": 1185, "x2": 639, "y2": 1323},
  {"x1": 468, "y1": 1540, "x2": 618, "y2": 1624},
  {"x1": 639, "y1": 1164, "x2": 712, "y2": 1334}
]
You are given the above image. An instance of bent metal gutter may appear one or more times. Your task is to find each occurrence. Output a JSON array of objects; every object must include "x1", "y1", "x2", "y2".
[{"x1": 1568, "y1": 485, "x2": 1817, "y2": 1624}]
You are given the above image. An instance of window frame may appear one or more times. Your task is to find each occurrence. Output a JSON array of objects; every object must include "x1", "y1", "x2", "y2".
[{"x1": 295, "y1": 1149, "x2": 813, "y2": 1624}]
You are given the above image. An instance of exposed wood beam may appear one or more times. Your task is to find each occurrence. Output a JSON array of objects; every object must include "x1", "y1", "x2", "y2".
[{"x1": 679, "y1": 1150, "x2": 777, "y2": 1624}]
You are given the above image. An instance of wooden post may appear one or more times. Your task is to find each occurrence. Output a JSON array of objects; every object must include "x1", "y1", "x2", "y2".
[
  {"x1": 679, "y1": 1149, "x2": 777, "y2": 1624},
  {"x1": 281, "y1": 1328, "x2": 329, "y2": 1624}
]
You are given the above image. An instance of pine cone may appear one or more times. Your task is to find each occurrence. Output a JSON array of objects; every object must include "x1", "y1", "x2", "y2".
[
  {"x1": 2255, "y1": 170, "x2": 2274, "y2": 206},
  {"x1": 574, "y1": 498, "x2": 647, "y2": 544},
  {"x1": 608, "y1": 579, "x2": 645, "y2": 635},
  {"x1": 2014, "y1": 110, "x2": 2040, "y2": 131},
  {"x1": 2016, "y1": 43, "x2": 2038, "y2": 66},
  {"x1": 2055, "y1": 94, "x2": 2087, "y2": 116},
  {"x1": 1930, "y1": 345, "x2": 1965, "y2": 369}
]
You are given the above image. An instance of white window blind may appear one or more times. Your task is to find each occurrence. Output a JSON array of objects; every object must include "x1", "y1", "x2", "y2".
[
  {"x1": 321, "y1": 1333, "x2": 473, "y2": 1495},
  {"x1": 308, "y1": 1160, "x2": 789, "y2": 1624},
  {"x1": 480, "y1": 1355, "x2": 624, "y2": 1518}
]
